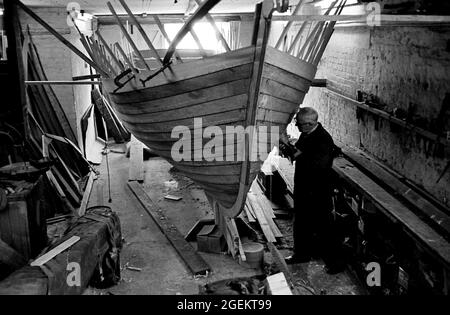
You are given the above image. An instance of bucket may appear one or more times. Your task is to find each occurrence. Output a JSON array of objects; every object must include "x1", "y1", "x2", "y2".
[{"x1": 242, "y1": 242, "x2": 264, "y2": 269}]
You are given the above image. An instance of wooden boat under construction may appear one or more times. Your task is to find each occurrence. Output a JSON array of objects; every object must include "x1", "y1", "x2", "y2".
[
  {"x1": 17, "y1": 0, "x2": 345, "y2": 223},
  {"x1": 98, "y1": 0, "x2": 344, "y2": 221}
]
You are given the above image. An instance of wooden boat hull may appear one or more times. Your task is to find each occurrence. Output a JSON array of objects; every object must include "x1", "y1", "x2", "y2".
[{"x1": 103, "y1": 45, "x2": 316, "y2": 217}]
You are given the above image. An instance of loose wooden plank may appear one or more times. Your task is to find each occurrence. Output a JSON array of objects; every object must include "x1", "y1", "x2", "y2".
[
  {"x1": 78, "y1": 171, "x2": 96, "y2": 216},
  {"x1": 30, "y1": 236, "x2": 80, "y2": 267},
  {"x1": 266, "y1": 272, "x2": 293, "y2": 295},
  {"x1": 128, "y1": 136, "x2": 144, "y2": 183},
  {"x1": 127, "y1": 181, "x2": 211, "y2": 275},
  {"x1": 250, "y1": 190, "x2": 283, "y2": 238},
  {"x1": 52, "y1": 167, "x2": 81, "y2": 207},
  {"x1": 251, "y1": 182, "x2": 275, "y2": 218},
  {"x1": 276, "y1": 158, "x2": 295, "y2": 195},
  {"x1": 247, "y1": 193, "x2": 276, "y2": 243},
  {"x1": 244, "y1": 204, "x2": 256, "y2": 223}
]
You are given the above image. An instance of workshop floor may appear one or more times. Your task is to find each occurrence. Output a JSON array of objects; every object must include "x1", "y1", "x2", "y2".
[{"x1": 83, "y1": 142, "x2": 365, "y2": 295}]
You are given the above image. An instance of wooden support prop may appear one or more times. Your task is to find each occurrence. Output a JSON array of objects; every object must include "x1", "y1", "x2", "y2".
[
  {"x1": 128, "y1": 136, "x2": 144, "y2": 183},
  {"x1": 15, "y1": 0, "x2": 107, "y2": 76},
  {"x1": 302, "y1": 22, "x2": 325, "y2": 61},
  {"x1": 127, "y1": 181, "x2": 211, "y2": 275},
  {"x1": 71, "y1": 16, "x2": 102, "y2": 72},
  {"x1": 118, "y1": 0, "x2": 164, "y2": 66},
  {"x1": 286, "y1": 21, "x2": 308, "y2": 55},
  {"x1": 275, "y1": 0, "x2": 304, "y2": 50},
  {"x1": 194, "y1": 0, "x2": 231, "y2": 52},
  {"x1": 107, "y1": 1, "x2": 151, "y2": 71},
  {"x1": 296, "y1": 0, "x2": 338, "y2": 59},
  {"x1": 153, "y1": 15, "x2": 183, "y2": 63},
  {"x1": 78, "y1": 171, "x2": 96, "y2": 216},
  {"x1": 311, "y1": 0, "x2": 345, "y2": 65},
  {"x1": 30, "y1": 236, "x2": 81, "y2": 267},
  {"x1": 163, "y1": 0, "x2": 221, "y2": 64},
  {"x1": 96, "y1": 39, "x2": 118, "y2": 76},
  {"x1": 189, "y1": 28, "x2": 208, "y2": 58},
  {"x1": 115, "y1": 43, "x2": 139, "y2": 74},
  {"x1": 225, "y1": 217, "x2": 246, "y2": 262},
  {"x1": 312, "y1": 0, "x2": 346, "y2": 64},
  {"x1": 89, "y1": 37, "x2": 111, "y2": 76},
  {"x1": 96, "y1": 30, "x2": 125, "y2": 72}
]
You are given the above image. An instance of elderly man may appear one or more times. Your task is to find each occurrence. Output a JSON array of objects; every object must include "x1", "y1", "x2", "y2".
[{"x1": 280, "y1": 107, "x2": 344, "y2": 274}]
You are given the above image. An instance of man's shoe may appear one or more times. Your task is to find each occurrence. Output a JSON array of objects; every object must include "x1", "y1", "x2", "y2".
[
  {"x1": 324, "y1": 264, "x2": 345, "y2": 275},
  {"x1": 285, "y1": 255, "x2": 311, "y2": 265}
]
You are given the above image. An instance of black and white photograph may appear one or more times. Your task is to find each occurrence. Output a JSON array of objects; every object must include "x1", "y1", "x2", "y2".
[{"x1": 0, "y1": 0, "x2": 449, "y2": 299}]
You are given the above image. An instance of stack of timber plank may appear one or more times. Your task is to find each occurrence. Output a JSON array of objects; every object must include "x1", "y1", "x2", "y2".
[
  {"x1": 244, "y1": 180, "x2": 283, "y2": 243},
  {"x1": 23, "y1": 28, "x2": 90, "y2": 212}
]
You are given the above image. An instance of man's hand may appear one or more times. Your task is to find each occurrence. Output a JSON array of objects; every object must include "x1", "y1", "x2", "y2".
[
  {"x1": 293, "y1": 148, "x2": 302, "y2": 159},
  {"x1": 280, "y1": 132, "x2": 290, "y2": 145}
]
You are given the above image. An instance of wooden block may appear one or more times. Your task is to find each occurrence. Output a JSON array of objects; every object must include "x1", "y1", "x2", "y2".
[
  {"x1": 128, "y1": 136, "x2": 144, "y2": 182},
  {"x1": 185, "y1": 217, "x2": 215, "y2": 242},
  {"x1": 266, "y1": 272, "x2": 293, "y2": 295},
  {"x1": 197, "y1": 224, "x2": 226, "y2": 254}
]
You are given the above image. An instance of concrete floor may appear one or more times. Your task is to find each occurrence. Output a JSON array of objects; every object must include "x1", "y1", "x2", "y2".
[{"x1": 84, "y1": 142, "x2": 364, "y2": 295}]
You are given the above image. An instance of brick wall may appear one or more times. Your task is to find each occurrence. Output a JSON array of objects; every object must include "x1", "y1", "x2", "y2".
[{"x1": 301, "y1": 25, "x2": 450, "y2": 205}]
